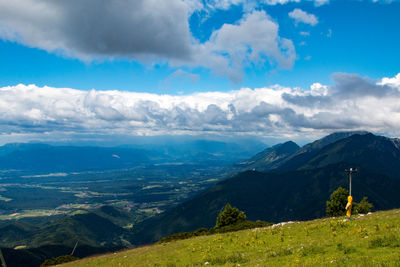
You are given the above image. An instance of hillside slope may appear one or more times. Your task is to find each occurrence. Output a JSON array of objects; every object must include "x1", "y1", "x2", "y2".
[
  {"x1": 271, "y1": 131, "x2": 370, "y2": 172},
  {"x1": 62, "y1": 209, "x2": 400, "y2": 267},
  {"x1": 131, "y1": 133, "x2": 400, "y2": 244},
  {"x1": 131, "y1": 164, "x2": 400, "y2": 244},
  {"x1": 235, "y1": 131, "x2": 368, "y2": 173},
  {"x1": 0, "y1": 206, "x2": 136, "y2": 267},
  {"x1": 234, "y1": 141, "x2": 300, "y2": 172},
  {"x1": 0, "y1": 206, "x2": 134, "y2": 249}
]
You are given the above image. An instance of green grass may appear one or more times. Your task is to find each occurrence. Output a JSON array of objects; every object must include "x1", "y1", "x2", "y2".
[{"x1": 62, "y1": 209, "x2": 400, "y2": 266}]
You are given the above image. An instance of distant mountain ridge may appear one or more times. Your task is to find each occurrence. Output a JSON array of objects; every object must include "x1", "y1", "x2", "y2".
[
  {"x1": 131, "y1": 131, "x2": 400, "y2": 244},
  {"x1": 236, "y1": 131, "x2": 370, "y2": 173},
  {"x1": 235, "y1": 141, "x2": 300, "y2": 172},
  {"x1": 0, "y1": 140, "x2": 264, "y2": 172}
]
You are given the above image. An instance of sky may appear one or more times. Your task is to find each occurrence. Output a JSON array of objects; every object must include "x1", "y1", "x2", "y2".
[{"x1": 0, "y1": 0, "x2": 399, "y2": 145}]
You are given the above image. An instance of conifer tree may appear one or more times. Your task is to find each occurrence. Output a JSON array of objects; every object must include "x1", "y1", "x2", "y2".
[
  {"x1": 326, "y1": 187, "x2": 348, "y2": 217},
  {"x1": 216, "y1": 203, "x2": 246, "y2": 228}
]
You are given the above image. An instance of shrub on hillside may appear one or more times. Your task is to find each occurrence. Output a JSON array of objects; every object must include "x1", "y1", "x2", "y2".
[
  {"x1": 158, "y1": 221, "x2": 271, "y2": 243},
  {"x1": 210, "y1": 220, "x2": 271, "y2": 234},
  {"x1": 215, "y1": 203, "x2": 246, "y2": 228},
  {"x1": 326, "y1": 187, "x2": 373, "y2": 217},
  {"x1": 40, "y1": 255, "x2": 78, "y2": 266},
  {"x1": 326, "y1": 187, "x2": 349, "y2": 217},
  {"x1": 158, "y1": 203, "x2": 271, "y2": 243},
  {"x1": 354, "y1": 196, "x2": 373, "y2": 214},
  {"x1": 158, "y1": 228, "x2": 209, "y2": 243}
]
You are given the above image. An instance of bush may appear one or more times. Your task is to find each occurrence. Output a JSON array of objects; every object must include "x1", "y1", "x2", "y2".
[
  {"x1": 326, "y1": 187, "x2": 374, "y2": 217},
  {"x1": 326, "y1": 187, "x2": 349, "y2": 217},
  {"x1": 369, "y1": 235, "x2": 400, "y2": 248},
  {"x1": 158, "y1": 203, "x2": 270, "y2": 243},
  {"x1": 40, "y1": 255, "x2": 79, "y2": 266},
  {"x1": 215, "y1": 203, "x2": 246, "y2": 228},
  {"x1": 158, "y1": 220, "x2": 271, "y2": 243},
  {"x1": 355, "y1": 196, "x2": 373, "y2": 214},
  {"x1": 192, "y1": 227, "x2": 209, "y2": 236},
  {"x1": 210, "y1": 220, "x2": 271, "y2": 234},
  {"x1": 158, "y1": 232, "x2": 195, "y2": 243}
]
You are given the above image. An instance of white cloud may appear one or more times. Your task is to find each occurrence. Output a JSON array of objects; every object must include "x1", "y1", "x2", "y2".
[
  {"x1": 372, "y1": 0, "x2": 395, "y2": 3},
  {"x1": 327, "y1": 29, "x2": 332, "y2": 38},
  {"x1": 1, "y1": 73, "x2": 400, "y2": 141},
  {"x1": 204, "y1": 0, "x2": 246, "y2": 9},
  {"x1": 289, "y1": 8, "x2": 319, "y2": 26},
  {"x1": 187, "y1": 10, "x2": 296, "y2": 82},
  {"x1": 0, "y1": 0, "x2": 197, "y2": 61},
  {"x1": 202, "y1": 0, "x2": 329, "y2": 7},
  {"x1": 163, "y1": 69, "x2": 200, "y2": 90},
  {"x1": 264, "y1": 0, "x2": 300, "y2": 4},
  {"x1": 0, "y1": 0, "x2": 294, "y2": 83},
  {"x1": 314, "y1": 0, "x2": 329, "y2": 6},
  {"x1": 379, "y1": 73, "x2": 400, "y2": 87},
  {"x1": 263, "y1": 0, "x2": 328, "y2": 6}
]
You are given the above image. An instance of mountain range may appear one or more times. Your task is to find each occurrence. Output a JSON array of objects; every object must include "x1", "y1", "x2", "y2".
[
  {"x1": 131, "y1": 132, "x2": 400, "y2": 244},
  {"x1": 0, "y1": 140, "x2": 264, "y2": 173},
  {"x1": 3, "y1": 131, "x2": 400, "y2": 266}
]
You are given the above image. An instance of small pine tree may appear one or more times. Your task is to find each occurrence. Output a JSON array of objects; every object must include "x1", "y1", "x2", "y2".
[
  {"x1": 326, "y1": 187, "x2": 349, "y2": 217},
  {"x1": 355, "y1": 196, "x2": 373, "y2": 214},
  {"x1": 215, "y1": 203, "x2": 246, "y2": 228}
]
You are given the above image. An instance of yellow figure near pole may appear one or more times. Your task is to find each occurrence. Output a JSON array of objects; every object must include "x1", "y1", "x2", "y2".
[
  {"x1": 345, "y1": 168, "x2": 357, "y2": 218},
  {"x1": 346, "y1": 195, "x2": 353, "y2": 218}
]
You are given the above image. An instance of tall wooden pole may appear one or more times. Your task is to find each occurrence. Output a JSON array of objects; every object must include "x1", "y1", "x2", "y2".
[{"x1": 71, "y1": 240, "x2": 79, "y2": 256}]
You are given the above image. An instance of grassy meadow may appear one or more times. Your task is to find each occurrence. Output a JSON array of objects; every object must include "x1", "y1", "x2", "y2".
[{"x1": 62, "y1": 209, "x2": 400, "y2": 266}]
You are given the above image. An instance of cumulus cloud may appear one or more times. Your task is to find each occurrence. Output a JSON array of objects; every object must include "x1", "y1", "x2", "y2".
[
  {"x1": 188, "y1": 10, "x2": 296, "y2": 82},
  {"x1": 314, "y1": 0, "x2": 329, "y2": 6},
  {"x1": 0, "y1": 0, "x2": 295, "y2": 82},
  {"x1": 289, "y1": 8, "x2": 319, "y2": 26},
  {"x1": 264, "y1": 0, "x2": 300, "y2": 4},
  {"x1": 163, "y1": 69, "x2": 200, "y2": 90},
  {"x1": 379, "y1": 73, "x2": 400, "y2": 87},
  {"x1": 199, "y1": 0, "x2": 329, "y2": 9},
  {"x1": 372, "y1": 0, "x2": 395, "y2": 3},
  {"x1": 1, "y1": 73, "x2": 400, "y2": 141},
  {"x1": 0, "y1": 0, "x2": 195, "y2": 61},
  {"x1": 263, "y1": 0, "x2": 328, "y2": 6}
]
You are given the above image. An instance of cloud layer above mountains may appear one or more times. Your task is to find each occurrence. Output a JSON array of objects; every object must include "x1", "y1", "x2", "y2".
[{"x1": 1, "y1": 73, "x2": 400, "y2": 141}]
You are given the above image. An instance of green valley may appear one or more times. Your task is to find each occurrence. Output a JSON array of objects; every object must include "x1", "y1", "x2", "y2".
[{"x1": 3, "y1": 132, "x2": 400, "y2": 266}]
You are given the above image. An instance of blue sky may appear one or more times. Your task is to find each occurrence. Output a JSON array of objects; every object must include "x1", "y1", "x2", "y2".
[
  {"x1": 1, "y1": 0, "x2": 398, "y2": 93},
  {"x1": 0, "y1": 0, "x2": 399, "y2": 144}
]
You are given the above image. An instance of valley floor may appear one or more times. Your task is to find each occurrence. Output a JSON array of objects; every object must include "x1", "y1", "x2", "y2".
[{"x1": 62, "y1": 209, "x2": 400, "y2": 267}]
